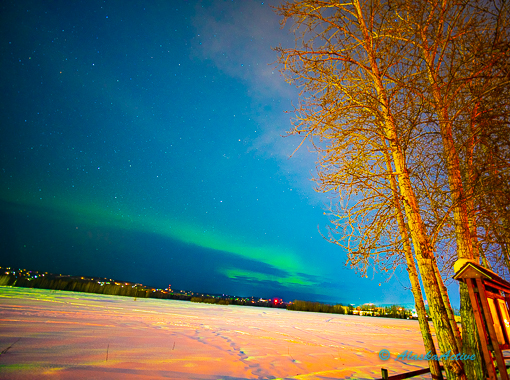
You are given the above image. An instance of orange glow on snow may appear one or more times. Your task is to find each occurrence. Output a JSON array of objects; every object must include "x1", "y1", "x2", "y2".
[{"x1": 0, "y1": 287, "x2": 435, "y2": 379}]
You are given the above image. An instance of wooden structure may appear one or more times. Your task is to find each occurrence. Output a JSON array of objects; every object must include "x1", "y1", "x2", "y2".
[
  {"x1": 453, "y1": 260, "x2": 510, "y2": 380},
  {"x1": 380, "y1": 366, "x2": 443, "y2": 380}
]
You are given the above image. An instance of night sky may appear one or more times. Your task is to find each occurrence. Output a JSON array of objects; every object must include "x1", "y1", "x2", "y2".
[{"x1": 0, "y1": 0, "x2": 444, "y2": 305}]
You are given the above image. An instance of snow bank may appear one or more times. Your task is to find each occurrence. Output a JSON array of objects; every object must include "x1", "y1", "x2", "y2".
[{"x1": 0, "y1": 287, "x2": 434, "y2": 379}]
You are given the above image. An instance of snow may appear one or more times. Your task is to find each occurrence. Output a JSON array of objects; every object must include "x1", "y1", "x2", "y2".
[{"x1": 0, "y1": 287, "x2": 435, "y2": 379}]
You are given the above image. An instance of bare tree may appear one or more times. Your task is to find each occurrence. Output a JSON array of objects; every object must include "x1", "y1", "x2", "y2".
[
  {"x1": 276, "y1": 0, "x2": 510, "y2": 378},
  {"x1": 393, "y1": 2, "x2": 510, "y2": 376},
  {"x1": 274, "y1": 1, "x2": 467, "y2": 378}
]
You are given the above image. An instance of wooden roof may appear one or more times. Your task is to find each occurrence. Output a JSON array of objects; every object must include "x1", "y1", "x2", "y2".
[{"x1": 453, "y1": 261, "x2": 510, "y2": 292}]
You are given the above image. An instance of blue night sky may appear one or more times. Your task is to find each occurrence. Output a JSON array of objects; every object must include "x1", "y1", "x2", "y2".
[{"x1": 0, "y1": 0, "x2": 449, "y2": 306}]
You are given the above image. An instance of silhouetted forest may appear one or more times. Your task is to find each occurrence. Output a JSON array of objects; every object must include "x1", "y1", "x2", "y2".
[
  {"x1": 0, "y1": 274, "x2": 190, "y2": 300},
  {"x1": 190, "y1": 296, "x2": 286, "y2": 308},
  {"x1": 0, "y1": 271, "x2": 415, "y2": 318},
  {"x1": 287, "y1": 300, "x2": 350, "y2": 314}
]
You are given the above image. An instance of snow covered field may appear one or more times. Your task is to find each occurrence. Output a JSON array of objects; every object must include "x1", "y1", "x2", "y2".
[{"x1": 0, "y1": 287, "x2": 435, "y2": 379}]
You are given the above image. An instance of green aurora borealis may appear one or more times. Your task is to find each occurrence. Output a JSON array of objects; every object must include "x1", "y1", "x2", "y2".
[{"x1": 1, "y1": 187, "x2": 314, "y2": 288}]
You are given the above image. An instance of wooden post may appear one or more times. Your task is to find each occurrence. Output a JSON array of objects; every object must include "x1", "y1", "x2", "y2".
[
  {"x1": 476, "y1": 278, "x2": 510, "y2": 380},
  {"x1": 381, "y1": 367, "x2": 388, "y2": 380},
  {"x1": 466, "y1": 278, "x2": 496, "y2": 379}
]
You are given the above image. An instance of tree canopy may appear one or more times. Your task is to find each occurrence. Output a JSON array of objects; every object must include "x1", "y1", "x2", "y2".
[{"x1": 275, "y1": 1, "x2": 510, "y2": 378}]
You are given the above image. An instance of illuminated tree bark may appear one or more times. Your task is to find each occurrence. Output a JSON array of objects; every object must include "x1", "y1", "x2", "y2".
[{"x1": 383, "y1": 146, "x2": 443, "y2": 380}]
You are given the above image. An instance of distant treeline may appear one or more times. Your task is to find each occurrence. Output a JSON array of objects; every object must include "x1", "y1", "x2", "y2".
[
  {"x1": 189, "y1": 297, "x2": 352, "y2": 313},
  {"x1": 380, "y1": 304, "x2": 413, "y2": 318},
  {"x1": 287, "y1": 300, "x2": 351, "y2": 314},
  {"x1": 0, "y1": 274, "x2": 415, "y2": 318},
  {"x1": 191, "y1": 297, "x2": 231, "y2": 305},
  {"x1": 190, "y1": 296, "x2": 286, "y2": 308},
  {"x1": 287, "y1": 300, "x2": 415, "y2": 319},
  {"x1": 0, "y1": 275, "x2": 191, "y2": 300}
]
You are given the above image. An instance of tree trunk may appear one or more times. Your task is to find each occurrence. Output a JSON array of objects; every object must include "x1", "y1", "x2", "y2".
[
  {"x1": 433, "y1": 261, "x2": 462, "y2": 352},
  {"x1": 353, "y1": 1, "x2": 465, "y2": 375},
  {"x1": 418, "y1": 15, "x2": 484, "y2": 378},
  {"x1": 459, "y1": 283, "x2": 486, "y2": 379},
  {"x1": 383, "y1": 146, "x2": 443, "y2": 379}
]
